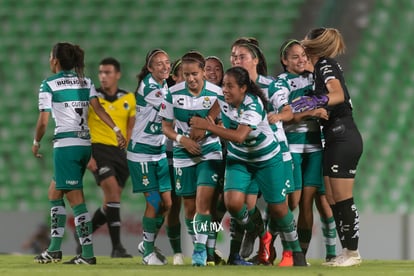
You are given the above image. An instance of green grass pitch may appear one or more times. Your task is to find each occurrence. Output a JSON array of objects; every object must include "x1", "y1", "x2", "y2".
[{"x1": 1, "y1": 255, "x2": 414, "y2": 276}]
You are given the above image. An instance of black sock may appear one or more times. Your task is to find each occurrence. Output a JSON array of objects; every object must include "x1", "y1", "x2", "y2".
[
  {"x1": 92, "y1": 207, "x2": 107, "y2": 232},
  {"x1": 106, "y1": 202, "x2": 122, "y2": 249},
  {"x1": 330, "y1": 204, "x2": 346, "y2": 249},
  {"x1": 335, "y1": 198, "x2": 359, "y2": 251}
]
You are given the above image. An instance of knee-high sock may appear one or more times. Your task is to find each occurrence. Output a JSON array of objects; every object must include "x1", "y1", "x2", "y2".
[
  {"x1": 91, "y1": 206, "x2": 107, "y2": 232},
  {"x1": 193, "y1": 213, "x2": 211, "y2": 251},
  {"x1": 73, "y1": 203, "x2": 94, "y2": 258},
  {"x1": 269, "y1": 210, "x2": 301, "y2": 252},
  {"x1": 321, "y1": 216, "x2": 337, "y2": 257},
  {"x1": 142, "y1": 216, "x2": 157, "y2": 257},
  {"x1": 48, "y1": 199, "x2": 66, "y2": 252},
  {"x1": 335, "y1": 198, "x2": 359, "y2": 251},
  {"x1": 106, "y1": 202, "x2": 122, "y2": 249},
  {"x1": 331, "y1": 204, "x2": 346, "y2": 249},
  {"x1": 166, "y1": 223, "x2": 182, "y2": 254}
]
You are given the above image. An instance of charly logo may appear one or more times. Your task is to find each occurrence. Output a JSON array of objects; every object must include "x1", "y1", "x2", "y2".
[{"x1": 192, "y1": 216, "x2": 224, "y2": 235}]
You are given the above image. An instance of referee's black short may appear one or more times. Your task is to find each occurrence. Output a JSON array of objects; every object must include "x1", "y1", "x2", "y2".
[
  {"x1": 91, "y1": 143, "x2": 129, "y2": 187},
  {"x1": 323, "y1": 116, "x2": 363, "y2": 178}
]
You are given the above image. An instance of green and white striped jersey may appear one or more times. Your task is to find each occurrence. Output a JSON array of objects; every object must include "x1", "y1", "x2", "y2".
[
  {"x1": 267, "y1": 77, "x2": 290, "y2": 145},
  {"x1": 278, "y1": 72, "x2": 323, "y2": 153},
  {"x1": 127, "y1": 74, "x2": 168, "y2": 162},
  {"x1": 38, "y1": 70, "x2": 97, "y2": 148},
  {"x1": 159, "y1": 80, "x2": 222, "y2": 168},
  {"x1": 218, "y1": 92, "x2": 280, "y2": 163}
]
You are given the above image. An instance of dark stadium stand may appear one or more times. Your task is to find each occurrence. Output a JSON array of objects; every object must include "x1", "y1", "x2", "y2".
[
  {"x1": 0, "y1": 0, "x2": 305, "y2": 211},
  {"x1": 1, "y1": 0, "x2": 411, "y2": 214}
]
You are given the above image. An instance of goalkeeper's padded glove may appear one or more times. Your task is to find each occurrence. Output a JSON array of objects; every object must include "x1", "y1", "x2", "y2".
[{"x1": 291, "y1": 95, "x2": 328, "y2": 113}]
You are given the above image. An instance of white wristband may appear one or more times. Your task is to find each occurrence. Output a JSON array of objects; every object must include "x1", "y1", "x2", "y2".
[
  {"x1": 175, "y1": 134, "x2": 183, "y2": 143},
  {"x1": 33, "y1": 139, "x2": 40, "y2": 147},
  {"x1": 113, "y1": 126, "x2": 120, "y2": 132}
]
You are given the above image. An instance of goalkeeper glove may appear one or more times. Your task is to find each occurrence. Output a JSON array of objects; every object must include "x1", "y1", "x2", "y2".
[{"x1": 291, "y1": 95, "x2": 329, "y2": 113}]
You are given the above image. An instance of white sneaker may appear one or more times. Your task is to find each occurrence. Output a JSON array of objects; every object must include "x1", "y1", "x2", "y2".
[
  {"x1": 330, "y1": 249, "x2": 362, "y2": 267},
  {"x1": 142, "y1": 252, "x2": 166, "y2": 265},
  {"x1": 137, "y1": 241, "x2": 167, "y2": 264},
  {"x1": 173, "y1": 253, "x2": 184, "y2": 265}
]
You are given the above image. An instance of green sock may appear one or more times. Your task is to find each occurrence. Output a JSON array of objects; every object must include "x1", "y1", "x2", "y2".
[
  {"x1": 207, "y1": 231, "x2": 216, "y2": 257},
  {"x1": 155, "y1": 215, "x2": 165, "y2": 233},
  {"x1": 297, "y1": 228, "x2": 312, "y2": 254},
  {"x1": 142, "y1": 216, "x2": 157, "y2": 257},
  {"x1": 268, "y1": 216, "x2": 291, "y2": 251},
  {"x1": 48, "y1": 199, "x2": 66, "y2": 252},
  {"x1": 275, "y1": 210, "x2": 301, "y2": 252},
  {"x1": 232, "y1": 204, "x2": 255, "y2": 232},
  {"x1": 166, "y1": 223, "x2": 182, "y2": 254},
  {"x1": 193, "y1": 213, "x2": 211, "y2": 251},
  {"x1": 73, "y1": 203, "x2": 94, "y2": 258},
  {"x1": 185, "y1": 218, "x2": 196, "y2": 243},
  {"x1": 321, "y1": 216, "x2": 337, "y2": 257}
]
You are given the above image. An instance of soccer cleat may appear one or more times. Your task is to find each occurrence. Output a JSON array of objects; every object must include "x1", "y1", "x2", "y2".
[
  {"x1": 257, "y1": 231, "x2": 272, "y2": 265},
  {"x1": 321, "y1": 254, "x2": 337, "y2": 266},
  {"x1": 111, "y1": 247, "x2": 132, "y2": 258},
  {"x1": 330, "y1": 249, "x2": 361, "y2": 267},
  {"x1": 173, "y1": 253, "x2": 184, "y2": 265},
  {"x1": 292, "y1": 251, "x2": 307, "y2": 266},
  {"x1": 240, "y1": 230, "x2": 258, "y2": 258},
  {"x1": 142, "y1": 252, "x2": 166, "y2": 265},
  {"x1": 192, "y1": 249, "x2": 207, "y2": 266},
  {"x1": 34, "y1": 250, "x2": 62, "y2": 264},
  {"x1": 227, "y1": 253, "x2": 253, "y2": 266},
  {"x1": 278, "y1": 250, "x2": 293, "y2": 267},
  {"x1": 206, "y1": 253, "x2": 215, "y2": 266},
  {"x1": 137, "y1": 241, "x2": 167, "y2": 264},
  {"x1": 269, "y1": 246, "x2": 277, "y2": 265},
  {"x1": 214, "y1": 249, "x2": 226, "y2": 265},
  {"x1": 63, "y1": 255, "x2": 96, "y2": 265}
]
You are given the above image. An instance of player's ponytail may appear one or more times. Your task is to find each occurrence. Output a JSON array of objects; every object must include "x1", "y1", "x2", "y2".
[{"x1": 52, "y1": 42, "x2": 85, "y2": 83}]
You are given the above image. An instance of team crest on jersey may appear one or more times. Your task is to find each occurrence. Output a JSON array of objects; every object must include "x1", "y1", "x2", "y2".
[
  {"x1": 142, "y1": 175, "x2": 150, "y2": 186},
  {"x1": 202, "y1": 97, "x2": 211, "y2": 108},
  {"x1": 123, "y1": 101, "x2": 129, "y2": 110}
]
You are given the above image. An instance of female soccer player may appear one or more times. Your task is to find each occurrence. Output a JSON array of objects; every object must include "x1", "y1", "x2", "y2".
[
  {"x1": 127, "y1": 49, "x2": 172, "y2": 265},
  {"x1": 190, "y1": 66, "x2": 307, "y2": 267},
  {"x1": 32, "y1": 42, "x2": 125, "y2": 265},
  {"x1": 205, "y1": 56, "x2": 224, "y2": 86},
  {"x1": 160, "y1": 51, "x2": 223, "y2": 266},
  {"x1": 275, "y1": 39, "x2": 336, "y2": 265},
  {"x1": 292, "y1": 28, "x2": 363, "y2": 267}
]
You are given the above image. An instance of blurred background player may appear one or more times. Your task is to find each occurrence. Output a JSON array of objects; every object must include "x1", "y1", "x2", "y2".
[{"x1": 80, "y1": 57, "x2": 135, "y2": 258}]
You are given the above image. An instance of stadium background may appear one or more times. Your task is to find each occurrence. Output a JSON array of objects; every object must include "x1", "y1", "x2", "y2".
[{"x1": 1, "y1": 0, "x2": 414, "y2": 260}]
